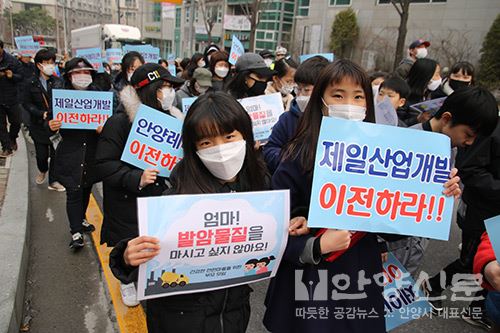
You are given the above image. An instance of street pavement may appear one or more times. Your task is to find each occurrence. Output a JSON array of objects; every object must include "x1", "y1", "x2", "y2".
[{"x1": 22, "y1": 139, "x2": 486, "y2": 333}]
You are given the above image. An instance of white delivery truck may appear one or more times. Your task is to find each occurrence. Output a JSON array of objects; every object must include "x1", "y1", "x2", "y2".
[{"x1": 71, "y1": 24, "x2": 142, "y2": 53}]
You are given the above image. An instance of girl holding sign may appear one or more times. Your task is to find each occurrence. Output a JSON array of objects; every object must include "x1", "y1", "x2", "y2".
[
  {"x1": 108, "y1": 92, "x2": 308, "y2": 332},
  {"x1": 95, "y1": 63, "x2": 184, "y2": 307},
  {"x1": 262, "y1": 59, "x2": 461, "y2": 333}
]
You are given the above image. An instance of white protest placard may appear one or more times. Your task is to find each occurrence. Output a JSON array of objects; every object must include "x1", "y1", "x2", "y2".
[
  {"x1": 136, "y1": 190, "x2": 290, "y2": 300},
  {"x1": 239, "y1": 93, "x2": 285, "y2": 142}
]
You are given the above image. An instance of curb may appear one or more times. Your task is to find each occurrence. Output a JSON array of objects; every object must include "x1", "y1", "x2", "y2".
[{"x1": 0, "y1": 134, "x2": 29, "y2": 333}]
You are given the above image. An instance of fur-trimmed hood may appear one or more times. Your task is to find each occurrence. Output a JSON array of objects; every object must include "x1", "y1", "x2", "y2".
[{"x1": 119, "y1": 85, "x2": 185, "y2": 123}]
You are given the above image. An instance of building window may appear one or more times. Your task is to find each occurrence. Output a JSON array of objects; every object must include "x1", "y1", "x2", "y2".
[
  {"x1": 25, "y1": 4, "x2": 42, "y2": 10},
  {"x1": 378, "y1": 0, "x2": 446, "y2": 3},
  {"x1": 297, "y1": 0, "x2": 309, "y2": 17},
  {"x1": 329, "y1": 0, "x2": 351, "y2": 6},
  {"x1": 153, "y1": 3, "x2": 161, "y2": 22},
  {"x1": 175, "y1": 7, "x2": 181, "y2": 28}
]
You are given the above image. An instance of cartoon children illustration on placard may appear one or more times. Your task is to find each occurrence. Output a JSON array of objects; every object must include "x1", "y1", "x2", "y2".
[
  {"x1": 256, "y1": 256, "x2": 275, "y2": 274},
  {"x1": 244, "y1": 259, "x2": 258, "y2": 276}
]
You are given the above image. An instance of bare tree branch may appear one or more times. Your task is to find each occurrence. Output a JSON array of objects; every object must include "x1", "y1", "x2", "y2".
[{"x1": 390, "y1": 0, "x2": 403, "y2": 17}]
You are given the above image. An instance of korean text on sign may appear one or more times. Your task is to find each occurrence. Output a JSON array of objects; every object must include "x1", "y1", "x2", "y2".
[
  {"x1": 120, "y1": 104, "x2": 183, "y2": 177},
  {"x1": 308, "y1": 117, "x2": 454, "y2": 240},
  {"x1": 75, "y1": 47, "x2": 104, "y2": 73},
  {"x1": 239, "y1": 93, "x2": 285, "y2": 141},
  {"x1": 52, "y1": 89, "x2": 113, "y2": 130},
  {"x1": 136, "y1": 190, "x2": 290, "y2": 300}
]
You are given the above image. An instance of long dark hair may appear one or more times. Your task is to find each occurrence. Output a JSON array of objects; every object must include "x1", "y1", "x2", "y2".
[
  {"x1": 407, "y1": 58, "x2": 438, "y2": 102},
  {"x1": 282, "y1": 59, "x2": 375, "y2": 174},
  {"x1": 185, "y1": 53, "x2": 204, "y2": 79},
  {"x1": 449, "y1": 61, "x2": 475, "y2": 84},
  {"x1": 136, "y1": 79, "x2": 164, "y2": 111},
  {"x1": 225, "y1": 70, "x2": 251, "y2": 99},
  {"x1": 171, "y1": 92, "x2": 268, "y2": 194}
]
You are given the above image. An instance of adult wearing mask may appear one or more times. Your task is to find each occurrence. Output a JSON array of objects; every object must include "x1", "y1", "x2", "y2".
[
  {"x1": 275, "y1": 46, "x2": 287, "y2": 61},
  {"x1": 394, "y1": 39, "x2": 431, "y2": 79},
  {"x1": 113, "y1": 51, "x2": 145, "y2": 100},
  {"x1": 17, "y1": 51, "x2": 36, "y2": 129},
  {"x1": 265, "y1": 58, "x2": 298, "y2": 111},
  {"x1": 226, "y1": 53, "x2": 276, "y2": 99},
  {"x1": 95, "y1": 63, "x2": 184, "y2": 306},
  {"x1": 48, "y1": 57, "x2": 101, "y2": 250},
  {"x1": 0, "y1": 39, "x2": 23, "y2": 157},
  {"x1": 23, "y1": 49, "x2": 65, "y2": 191},
  {"x1": 403, "y1": 58, "x2": 441, "y2": 126},
  {"x1": 431, "y1": 61, "x2": 475, "y2": 99},
  {"x1": 259, "y1": 49, "x2": 275, "y2": 68},
  {"x1": 174, "y1": 67, "x2": 212, "y2": 110},
  {"x1": 208, "y1": 51, "x2": 230, "y2": 92}
]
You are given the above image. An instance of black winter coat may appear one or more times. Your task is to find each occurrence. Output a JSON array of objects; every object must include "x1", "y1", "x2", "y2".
[
  {"x1": 456, "y1": 119, "x2": 500, "y2": 232},
  {"x1": 52, "y1": 81, "x2": 101, "y2": 189},
  {"x1": 0, "y1": 51, "x2": 23, "y2": 106},
  {"x1": 95, "y1": 86, "x2": 175, "y2": 246},
  {"x1": 109, "y1": 173, "x2": 271, "y2": 333},
  {"x1": 23, "y1": 74, "x2": 62, "y2": 144}
]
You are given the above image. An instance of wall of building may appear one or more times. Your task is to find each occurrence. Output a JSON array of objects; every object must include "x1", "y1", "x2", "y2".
[{"x1": 294, "y1": 0, "x2": 499, "y2": 70}]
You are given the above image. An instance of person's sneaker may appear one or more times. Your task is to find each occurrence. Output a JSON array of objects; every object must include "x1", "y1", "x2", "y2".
[
  {"x1": 0, "y1": 150, "x2": 13, "y2": 158},
  {"x1": 120, "y1": 282, "x2": 140, "y2": 307},
  {"x1": 69, "y1": 232, "x2": 84, "y2": 250},
  {"x1": 48, "y1": 181, "x2": 66, "y2": 192},
  {"x1": 422, "y1": 282, "x2": 444, "y2": 313},
  {"x1": 81, "y1": 219, "x2": 95, "y2": 233},
  {"x1": 35, "y1": 172, "x2": 47, "y2": 185},
  {"x1": 461, "y1": 312, "x2": 493, "y2": 331}
]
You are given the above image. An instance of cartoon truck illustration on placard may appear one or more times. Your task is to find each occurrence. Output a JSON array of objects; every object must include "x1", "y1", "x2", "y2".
[{"x1": 161, "y1": 269, "x2": 190, "y2": 288}]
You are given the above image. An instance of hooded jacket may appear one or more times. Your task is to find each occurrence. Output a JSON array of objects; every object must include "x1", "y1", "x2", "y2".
[
  {"x1": 95, "y1": 85, "x2": 183, "y2": 246},
  {"x1": 174, "y1": 81, "x2": 197, "y2": 111},
  {"x1": 0, "y1": 51, "x2": 23, "y2": 105}
]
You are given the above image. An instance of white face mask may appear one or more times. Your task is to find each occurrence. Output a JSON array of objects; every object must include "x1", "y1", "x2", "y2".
[
  {"x1": 427, "y1": 77, "x2": 442, "y2": 91},
  {"x1": 197, "y1": 140, "x2": 246, "y2": 181},
  {"x1": 279, "y1": 82, "x2": 294, "y2": 96},
  {"x1": 264, "y1": 58, "x2": 273, "y2": 67},
  {"x1": 214, "y1": 67, "x2": 229, "y2": 78},
  {"x1": 295, "y1": 96, "x2": 310, "y2": 112},
  {"x1": 415, "y1": 47, "x2": 428, "y2": 59},
  {"x1": 323, "y1": 99, "x2": 366, "y2": 121},
  {"x1": 158, "y1": 87, "x2": 176, "y2": 111},
  {"x1": 71, "y1": 73, "x2": 92, "y2": 90},
  {"x1": 41, "y1": 64, "x2": 55, "y2": 77},
  {"x1": 198, "y1": 60, "x2": 206, "y2": 68}
]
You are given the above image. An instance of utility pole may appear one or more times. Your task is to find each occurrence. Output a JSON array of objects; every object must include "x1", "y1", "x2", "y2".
[
  {"x1": 117, "y1": 0, "x2": 121, "y2": 24},
  {"x1": 55, "y1": 1, "x2": 61, "y2": 52},
  {"x1": 9, "y1": 7, "x2": 14, "y2": 47},
  {"x1": 62, "y1": 0, "x2": 68, "y2": 55},
  {"x1": 187, "y1": 0, "x2": 195, "y2": 55},
  {"x1": 220, "y1": 0, "x2": 225, "y2": 50}
]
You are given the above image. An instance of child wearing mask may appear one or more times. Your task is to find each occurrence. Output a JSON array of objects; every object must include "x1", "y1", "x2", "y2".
[
  {"x1": 174, "y1": 67, "x2": 212, "y2": 110},
  {"x1": 226, "y1": 53, "x2": 276, "y2": 99},
  {"x1": 265, "y1": 58, "x2": 298, "y2": 111},
  {"x1": 48, "y1": 58, "x2": 102, "y2": 249},
  {"x1": 209, "y1": 51, "x2": 230, "y2": 92},
  {"x1": 431, "y1": 61, "x2": 475, "y2": 99},
  {"x1": 263, "y1": 56, "x2": 329, "y2": 173},
  {"x1": 263, "y1": 59, "x2": 461, "y2": 333},
  {"x1": 108, "y1": 92, "x2": 308, "y2": 332},
  {"x1": 95, "y1": 63, "x2": 184, "y2": 307}
]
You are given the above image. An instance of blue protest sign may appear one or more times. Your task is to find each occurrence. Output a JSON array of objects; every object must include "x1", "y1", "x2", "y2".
[
  {"x1": 136, "y1": 190, "x2": 290, "y2": 300},
  {"x1": 121, "y1": 104, "x2": 183, "y2": 177},
  {"x1": 484, "y1": 215, "x2": 500, "y2": 262},
  {"x1": 383, "y1": 252, "x2": 432, "y2": 330},
  {"x1": 166, "y1": 53, "x2": 177, "y2": 76},
  {"x1": 308, "y1": 117, "x2": 454, "y2": 240},
  {"x1": 14, "y1": 35, "x2": 34, "y2": 49},
  {"x1": 123, "y1": 44, "x2": 160, "y2": 63},
  {"x1": 105, "y1": 48, "x2": 123, "y2": 64},
  {"x1": 17, "y1": 42, "x2": 40, "y2": 57},
  {"x1": 75, "y1": 47, "x2": 104, "y2": 73},
  {"x1": 181, "y1": 97, "x2": 198, "y2": 114},
  {"x1": 239, "y1": 93, "x2": 285, "y2": 141},
  {"x1": 229, "y1": 35, "x2": 244, "y2": 65},
  {"x1": 299, "y1": 53, "x2": 334, "y2": 63},
  {"x1": 52, "y1": 89, "x2": 113, "y2": 130}
]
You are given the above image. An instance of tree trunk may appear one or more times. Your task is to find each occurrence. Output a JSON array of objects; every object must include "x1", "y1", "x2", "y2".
[
  {"x1": 393, "y1": 1, "x2": 410, "y2": 70},
  {"x1": 248, "y1": 2, "x2": 258, "y2": 52}
]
